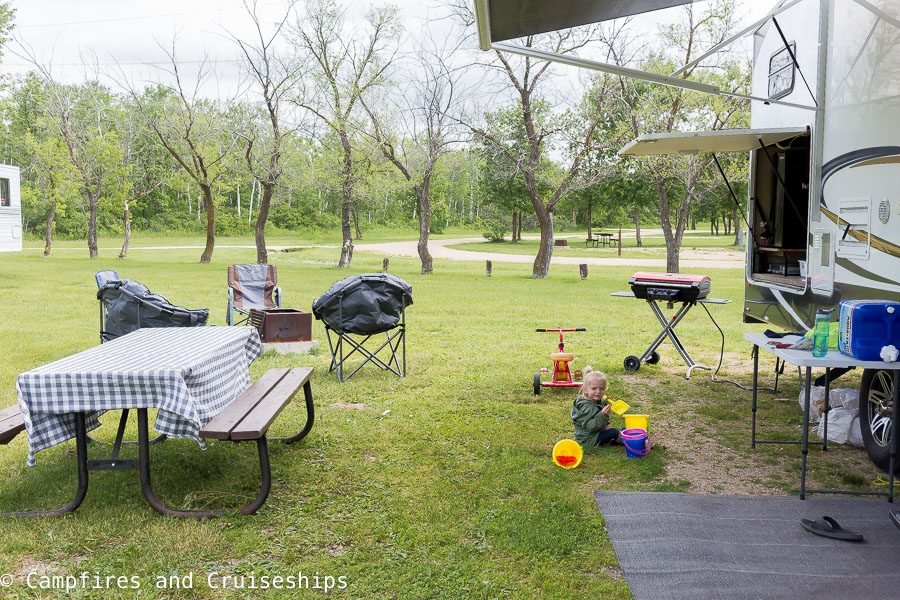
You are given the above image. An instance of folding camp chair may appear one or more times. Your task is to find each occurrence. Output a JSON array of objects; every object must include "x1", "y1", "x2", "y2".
[
  {"x1": 226, "y1": 264, "x2": 282, "y2": 326},
  {"x1": 312, "y1": 273, "x2": 412, "y2": 382},
  {"x1": 97, "y1": 275, "x2": 209, "y2": 342}
]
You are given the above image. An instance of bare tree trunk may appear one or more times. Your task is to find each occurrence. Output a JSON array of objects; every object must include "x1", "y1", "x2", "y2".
[
  {"x1": 634, "y1": 208, "x2": 642, "y2": 247},
  {"x1": 119, "y1": 200, "x2": 131, "y2": 259},
  {"x1": 87, "y1": 194, "x2": 99, "y2": 259},
  {"x1": 338, "y1": 132, "x2": 353, "y2": 268},
  {"x1": 416, "y1": 184, "x2": 433, "y2": 274},
  {"x1": 656, "y1": 180, "x2": 680, "y2": 273},
  {"x1": 352, "y1": 207, "x2": 362, "y2": 239},
  {"x1": 532, "y1": 208, "x2": 554, "y2": 279},
  {"x1": 255, "y1": 182, "x2": 274, "y2": 264},
  {"x1": 200, "y1": 183, "x2": 216, "y2": 263},
  {"x1": 44, "y1": 201, "x2": 56, "y2": 257},
  {"x1": 517, "y1": 214, "x2": 523, "y2": 240}
]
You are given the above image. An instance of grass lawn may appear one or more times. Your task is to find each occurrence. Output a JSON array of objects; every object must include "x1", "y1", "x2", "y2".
[{"x1": 0, "y1": 237, "x2": 885, "y2": 599}]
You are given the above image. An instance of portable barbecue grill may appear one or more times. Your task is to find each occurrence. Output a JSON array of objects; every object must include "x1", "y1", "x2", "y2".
[{"x1": 612, "y1": 272, "x2": 730, "y2": 379}]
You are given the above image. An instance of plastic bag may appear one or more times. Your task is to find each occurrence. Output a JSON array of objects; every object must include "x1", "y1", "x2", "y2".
[
  {"x1": 798, "y1": 387, "x2": 859, "y2": 420},
  {"x1": 799, "y1": 386, "x2": 826, "y2": 421},
  {"x1": 816, "y1": 407, "x2": 864, "y2": 447}
]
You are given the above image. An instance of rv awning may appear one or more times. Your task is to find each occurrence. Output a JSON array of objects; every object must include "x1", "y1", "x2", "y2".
[
  {"x1": 477, "y1": 0, "x2": 694, "y2": 48},
  {"x1": 619, "y1": 127, "x2": 810, "y2": 157}
]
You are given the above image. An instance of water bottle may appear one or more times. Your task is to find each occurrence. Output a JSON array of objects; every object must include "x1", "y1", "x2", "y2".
[{"x1": 812, "y1": 308, "x2": 834, "y2": 358}]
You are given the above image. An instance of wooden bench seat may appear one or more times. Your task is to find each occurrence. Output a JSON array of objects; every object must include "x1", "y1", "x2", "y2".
[
  {"x1": 0, "y1": 405, "x2": 25, "y2": 445},
  {"x1": 201, "y1": 367, "x2": 314, "y2": 442}
]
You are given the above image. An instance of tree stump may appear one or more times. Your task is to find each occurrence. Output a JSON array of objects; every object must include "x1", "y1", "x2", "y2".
[
  {"x1": 486, "y1": 260, "x2": 492, "y2": 277},
  {"x1": 382, "y1": 258, "x2": 389, "y2": 271},
  {"x1": 579, "y1": 264, "x2": 588, "y2": 280}
]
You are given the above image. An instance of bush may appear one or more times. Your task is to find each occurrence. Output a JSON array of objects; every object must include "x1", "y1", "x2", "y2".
[{"x1": 482, "y1": 220, "x2": 507, "y2": 242}]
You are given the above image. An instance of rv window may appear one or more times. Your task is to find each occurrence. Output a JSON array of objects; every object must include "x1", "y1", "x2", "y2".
[
  {"x1": 0, "y1": 178, "x2": 9, "y2": 207},
  {"x1": 768, "y1": 43, "x2": 796, "y2": 100}
]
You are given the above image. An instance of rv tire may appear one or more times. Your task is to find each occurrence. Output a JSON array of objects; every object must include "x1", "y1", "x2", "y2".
[{"x1": 858, "y1": 368, "x2": 898, "y2": 474}]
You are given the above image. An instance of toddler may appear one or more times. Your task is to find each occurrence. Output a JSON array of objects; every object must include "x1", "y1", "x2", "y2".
[{"x1": 571, "y1": 367, "x2": 622, "y2": 447}]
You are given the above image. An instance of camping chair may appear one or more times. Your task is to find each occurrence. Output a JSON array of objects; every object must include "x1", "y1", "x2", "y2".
[
  {"x1": 227, "y1": 264, "x2": 282, "y2": 326},
  {"x1": 97, "y1": 275, "x2": 209, "y2": 342},
  {"x1": 312, "y1": 273, "x2": 412, "y2": 382}
]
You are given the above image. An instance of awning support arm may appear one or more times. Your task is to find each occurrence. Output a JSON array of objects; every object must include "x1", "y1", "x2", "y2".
[
  {"x1": 670, "y1": 0, "x2": 804, "y2": 78},
  {"x1": 772, "y1": 18, "x2": 818, "y2": 107},
  {"x1": 712, "y1": 153, "x2": 753, "y2": 235},
  {"x1": 491, "y1": 41, "x2": 816, "y2": 110}
]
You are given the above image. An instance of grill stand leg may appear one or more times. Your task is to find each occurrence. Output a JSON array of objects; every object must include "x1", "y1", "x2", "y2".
[{"x1": 643, "y1": 300, "x2": 711, "y2": 379}]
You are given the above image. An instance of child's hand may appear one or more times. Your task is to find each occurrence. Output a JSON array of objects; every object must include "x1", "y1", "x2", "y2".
[{"x1": 601, "y1": 404, "x2": 611, "y2": 415}]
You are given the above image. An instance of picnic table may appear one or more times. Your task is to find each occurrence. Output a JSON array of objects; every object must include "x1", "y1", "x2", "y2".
[
  {"x1": 585, "y1": 232, "x2": 617, "y2": 248},
  {"x1": 5, "y1": 326, "x2": 315, "y2": 517}
]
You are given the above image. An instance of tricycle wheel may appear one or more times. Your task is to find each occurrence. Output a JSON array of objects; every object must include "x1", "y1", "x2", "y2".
[
  {"x1": 533, "y1": 372, "x2": 541, "y2": 395},
  {"x1": 646, "y1": 351, "x2": 660, "y2": 365},
  {"x1": 624, "y1": 356, "x2": 641, "y2": 372}
]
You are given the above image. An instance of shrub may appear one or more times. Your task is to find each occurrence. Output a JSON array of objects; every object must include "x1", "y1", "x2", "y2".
[{"x1": 482, "y1": 220, "x2": 507, "y2": 242}]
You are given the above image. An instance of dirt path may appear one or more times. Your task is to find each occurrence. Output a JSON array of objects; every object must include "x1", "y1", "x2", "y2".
[{"x1": 355, "y1": 235, "x2": 745, "y2": 269}]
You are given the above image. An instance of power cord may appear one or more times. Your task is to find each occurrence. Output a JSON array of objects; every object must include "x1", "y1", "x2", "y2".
[{"x1": 700, "y1": 302, "x2": 775, "y2": 391}]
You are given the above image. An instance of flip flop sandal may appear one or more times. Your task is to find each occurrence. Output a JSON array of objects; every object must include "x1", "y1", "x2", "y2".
[
  {"x1": 891, "y1": 511, "x2": 900, "y2": 531},
  {"x1": 800, "y1": 516, "x2": 864, "y2": 542}
]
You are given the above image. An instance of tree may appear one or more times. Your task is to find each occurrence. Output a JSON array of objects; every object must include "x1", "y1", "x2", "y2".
[
  {"x1": 125, "y1": 46, "x2": 236, "y2": 264},
  {"x1": 453, "y1": 3, "x2": 618, "y2": 277},
  {"x1": 362, "y1": 33, "x2": 464, "y2": 274},
  {"x1": 291, "y1": 0, "x2": 399, "y2": 268},
  {"x1": 0, "y1": 2, "x2": 14, "y2": 61},
  {"x1": 602, "y1": 0, "x2": 749, "y2": 272},
  {"x1": 23, "y1": 130, "x2": 77, "y2": 256},
  {"x1": 230, "y1": 0, "x2": 300, "y2": 264},
  {"x1": 15, "y1": 49, "x2": 120, "y2": 258}
]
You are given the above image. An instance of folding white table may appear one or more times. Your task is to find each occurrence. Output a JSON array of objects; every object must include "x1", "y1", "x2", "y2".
[{"x1": 745, "y1": 332, "x2": 899, "y2": 501}]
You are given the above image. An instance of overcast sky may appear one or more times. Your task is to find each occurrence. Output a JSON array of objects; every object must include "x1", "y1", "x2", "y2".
[{"x1": 2, "y1": 0, "x2": 775, "y2": 98}]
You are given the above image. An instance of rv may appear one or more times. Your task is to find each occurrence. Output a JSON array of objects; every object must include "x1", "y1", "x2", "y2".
[
  {"x1": 474, "y1": 0, "x2": 899, "y2": 472},
  {"x1": 0, "y1": 164, "x2": 22, "y2": 253}
]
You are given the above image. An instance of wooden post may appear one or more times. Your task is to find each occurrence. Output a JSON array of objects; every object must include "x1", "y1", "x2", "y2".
[
  {"x1": 486, "y1": 260, "x2": 492, "y2": 277},
  {"x1": 579, "y1": 264, "x2": 588, "y2": 280},
  {"x1": 382, "y1": 258, "x2": 389, "y2": 271},
  {"x1": 618, "y1": 225, "x2": 622, "y2": 257}
]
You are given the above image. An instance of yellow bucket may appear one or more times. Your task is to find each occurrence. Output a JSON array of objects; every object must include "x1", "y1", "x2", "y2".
[
  {"x1": 623, "y1": 414, "x2": 649, "y2": 432},
  {"x1": 552, "y1": 439, "x2": 583, "y2": 469},
  {"x1": 610, "y1": 400, "x2": 630, "y2": 416}
]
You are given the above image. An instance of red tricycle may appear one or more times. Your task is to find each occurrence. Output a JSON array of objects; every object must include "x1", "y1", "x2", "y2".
[{"x1": 533, "y1": 328, "x2": 586, "y2": 394}]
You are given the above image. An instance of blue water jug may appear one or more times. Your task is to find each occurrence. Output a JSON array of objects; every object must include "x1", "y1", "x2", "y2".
[{"x1": 812, "y1": 308, "x2": 834, "y2": 358}]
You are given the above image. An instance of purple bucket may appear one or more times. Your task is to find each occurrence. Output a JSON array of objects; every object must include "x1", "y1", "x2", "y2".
[{"x1": 621, "y1": 427, "x2": 650, "y2": 458}]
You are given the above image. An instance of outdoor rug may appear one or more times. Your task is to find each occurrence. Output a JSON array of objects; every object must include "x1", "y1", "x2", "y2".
[{"x1": 594, "y1": 490, "x2": 900, "y2": 600}]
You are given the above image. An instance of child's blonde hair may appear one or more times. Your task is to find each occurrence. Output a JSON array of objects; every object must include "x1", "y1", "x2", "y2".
[{"x1": 580, "y1": 365, "x2": 608, "y2": 391}]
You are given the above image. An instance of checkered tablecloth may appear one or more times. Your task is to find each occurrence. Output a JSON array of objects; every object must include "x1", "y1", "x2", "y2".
[{"x1": 16, "y1": 326, "x2": 261, "y2": 466}]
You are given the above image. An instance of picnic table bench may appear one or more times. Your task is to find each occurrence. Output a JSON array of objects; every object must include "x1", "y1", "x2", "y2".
[{"x1": 0, "y1": 405, "x2": 25, "y2": 445}]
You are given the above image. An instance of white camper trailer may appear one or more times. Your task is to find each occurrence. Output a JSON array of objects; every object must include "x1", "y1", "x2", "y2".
[
  {"x1": 474, "y1": 0, "x2": 900, "y2": 472},
  {"x1": 0, "y1": 164, "x2": 22, "y2": 252}
]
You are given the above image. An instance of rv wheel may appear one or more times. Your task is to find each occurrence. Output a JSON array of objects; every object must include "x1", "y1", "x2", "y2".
[
  {"x1": 624, "y1": 356, "x2": 641, "y2": 372},
  {"x1": 646, "y1": 351, "x2": 661, "y2": 365},
  {"x1": 859, "y1": 368, "x2": 898, "y2": 474},
  {"x1": 533, "y1": 373, "x2": 541, "y2": 395}
]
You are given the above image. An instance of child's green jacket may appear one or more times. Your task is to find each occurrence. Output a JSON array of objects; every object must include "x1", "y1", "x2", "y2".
[{"x1": 571, "y1": 395, "x2": 609, "y2": 446}]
